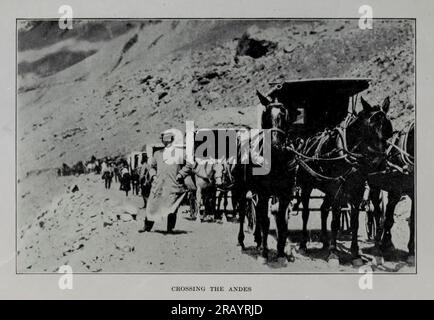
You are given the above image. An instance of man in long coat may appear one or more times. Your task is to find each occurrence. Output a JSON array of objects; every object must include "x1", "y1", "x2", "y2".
[{"x1": 139, "y1": 132, "x2": 194, "y2": 233}]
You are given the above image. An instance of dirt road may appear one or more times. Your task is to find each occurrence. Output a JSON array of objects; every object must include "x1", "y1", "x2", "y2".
[{"x1": 17, "y1": 173, "x2": 415, "y2": 273}]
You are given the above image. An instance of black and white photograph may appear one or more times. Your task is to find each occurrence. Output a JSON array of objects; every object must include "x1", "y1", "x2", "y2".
[{"x1": 16, "y1": 18, "x2": 415, "y2": 274}]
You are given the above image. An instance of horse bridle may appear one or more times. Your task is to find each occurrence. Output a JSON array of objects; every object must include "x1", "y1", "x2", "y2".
[
  {"x1": 265, "y1": 103, "x2": 290, "y2": 141},
  {"x1": 214, "y1": 161, "x2": 235, "y2": 189},
  {"x1": 340, "y1": 109, "x2": 391, "y2": 165}
]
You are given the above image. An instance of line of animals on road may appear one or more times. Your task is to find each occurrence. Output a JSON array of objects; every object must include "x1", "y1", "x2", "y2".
[{"x1": 55, "y1": 94, "x2": 414, "y2": 269}]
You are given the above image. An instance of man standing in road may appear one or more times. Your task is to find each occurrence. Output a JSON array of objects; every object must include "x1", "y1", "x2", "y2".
[{"x1": 139, "y1": 131, "x2": 193, "y2": 233}]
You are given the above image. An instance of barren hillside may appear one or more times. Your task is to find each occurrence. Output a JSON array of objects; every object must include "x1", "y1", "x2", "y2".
[{"x1": 17, "y1": 19, "x2": 415, "y2": 177}]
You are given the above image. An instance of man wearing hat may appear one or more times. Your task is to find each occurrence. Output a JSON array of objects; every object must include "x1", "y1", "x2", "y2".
[{"x1": 139, "y1": 130, "x2": 193, "y2": 233}]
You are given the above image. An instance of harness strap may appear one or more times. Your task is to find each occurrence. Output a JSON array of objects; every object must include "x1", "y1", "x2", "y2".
[
  {"x1": 287, "y1": 145, "x2": 349, "y2": 162},
  {"x1": 292, "y1": 113, "x2": 363, "y2": 164},
  {"x1": 387, "y1": 141, "x2": 414, "y2": 161},
  {"x1": 297, "y1": 158, "x2": 352, "y2": 183},
  {"x1": 386, "y1": 132, "x2": 400, "y2": 155},
  {"x1": 334, "y1": 127, "x2": 364, "y2": 159},
  {"x1": 385, "y1": 121, "x2": 414, "y2": 172},
  {"x1": 268, "y1": 127, "x2": 286, "y2": 135}
]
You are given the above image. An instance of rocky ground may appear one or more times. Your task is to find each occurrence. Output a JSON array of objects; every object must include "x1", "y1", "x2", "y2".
[
  {"x1": 17, "y1": 173, "x2": 414, "y2": 273},
  {"x1": 17, "y1": 19, "x2": 415, "y2": 273}
]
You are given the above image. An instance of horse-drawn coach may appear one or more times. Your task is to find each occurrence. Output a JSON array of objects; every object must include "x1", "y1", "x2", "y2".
[
  {"x1": 263, "y1": 78, "x2": 372, "y2": 232},
  {"x1": 214, "y1": 77, "x2": 403, "y2": 266}
]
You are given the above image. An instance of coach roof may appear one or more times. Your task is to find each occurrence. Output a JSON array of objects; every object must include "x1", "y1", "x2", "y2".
[{"x1": 267, "y1": 78, "x2": 371, "y2": 101}]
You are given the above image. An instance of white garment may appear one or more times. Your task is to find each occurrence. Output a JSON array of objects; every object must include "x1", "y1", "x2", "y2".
[
  {"x1": 101, "y1": 162, "x2": 109, "y2": 173},
  {"x1": 121, "y1": 167, "x2": 129, "y2": 176}
]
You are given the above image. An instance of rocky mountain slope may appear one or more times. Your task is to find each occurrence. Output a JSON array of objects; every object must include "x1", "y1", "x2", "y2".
[{"x1": 17, "y1": 19, "x2": 415, "y2": 177}]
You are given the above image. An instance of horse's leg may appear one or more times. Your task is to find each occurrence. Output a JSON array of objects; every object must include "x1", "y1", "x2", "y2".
[
  {"x1": 207, "y1": 189, "x2": 213, "y2": 219},
  {"x1": 256, "y1": 194, "x2": 270, "y2": 261},
  {"x1": 233, "y1": 190, "x2": 240, "y2": 220},
  {"x1": 141, "y1": 185, "x2": 146, "y2": 208},
  {"x1": 328, "y1": 204, "x2": 341, "y2": 262},
  {"x1": 211, "y1": 188, "x2": 219, "y2": 221},
  {"x1": 202, "y1": 188, "x2": 209, "y2": 220},
  {"x1": 320, "y1": 195, "x2": 332, "y2": 250},
  {"x1": 407, "y1": 193, "x2": 415, "y2": 264},
  {"x1": 242, "y1": 192, "x2": 259, "y2": 248},
  {"x1": 368, "y1": 187, "x2": 381, "y2": 243},
  {"x1": 205, "y1": 188, "x2": 215, "y2": 221},
  {"x1": 191, "y1": 192, "x2": 197, "y2": 219},
  {"x1": 243, "y1": 192, "x2": 261, "y2": 248},
  {"x1": 217, "y1": 190, "x2": 223, "y2": 216},
  {"x1": 362, "y1": 188, "x2": 383, "y2": 262},
  {"x1": 223, "y1": 192, "x2": 228, "y2": 218},
  {"x1": 349, "y1": 201, "x2": 364, "y2": 265},
  {"x1": 210, "y1": 188, "x2": 216, "y2": 220},
  {"x1": 300, "y1": 187, "x2": 312, "y2": 253},
  {"x1": 196, "y1": 187, "x2": 203, "y2": 222},
  {"x1": 276, "y1": 196, "x2": 290, "y2": 261},
  {"x1": 254, "y1": 222, "x2": 262, "y2": 249},
  {"x1": 382, "y1": 190, "x2": 399, "y2": 251},
  {"x1": 143, "y1": 185, "x2": 150, "y2": 209},
  {"x1": 237, "y1": 189, "x2": 246, "y2": 250}
]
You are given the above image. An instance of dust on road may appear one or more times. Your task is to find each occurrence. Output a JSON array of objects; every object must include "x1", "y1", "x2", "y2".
[{"x1": 17, "y1": 172, "x2": 414, "y2": 273}]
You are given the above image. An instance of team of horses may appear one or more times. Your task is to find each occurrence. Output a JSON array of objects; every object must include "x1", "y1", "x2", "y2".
[{"x1": 187, "y1": 91, "x2": 414, "y2": 267}]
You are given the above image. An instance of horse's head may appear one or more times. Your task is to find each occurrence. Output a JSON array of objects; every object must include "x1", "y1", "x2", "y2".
[
  {"x1": 213, "y1": 160, "x2": 233, "y2": 186},
  {"x1": 347, "y1": 96, "x2": 393, "y2": 167},
  {"x1": 257, "y1": 90, "x2": 297, "y2": 148}
]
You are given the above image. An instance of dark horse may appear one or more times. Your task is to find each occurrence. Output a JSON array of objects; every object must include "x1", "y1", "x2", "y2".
[
  {"x1": 297, "y1": 96, "x2": 393, "y2": 265},
  {"x1": 367, "y1": 121, "x2": 414, "y2": 264},
  {"x1": 215, "y1": 91, "x2": 299, "y2": 265}
]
